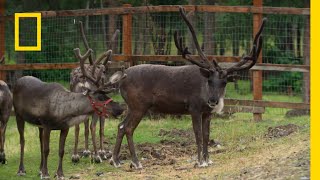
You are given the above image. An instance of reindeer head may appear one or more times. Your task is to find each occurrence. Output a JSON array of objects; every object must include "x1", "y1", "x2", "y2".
[
  {"x1": 175, "y1": 6, "x2": 266, "y2": 109},
  {"x1": 73, "y1": 21, "x2": 126, "y2": 117},
  {"x1": 73, "y1": 21, "x2": 121, "y2": 90},
  {"x1": 74, "y1": 47, "x2": 126, "y2": 118}
]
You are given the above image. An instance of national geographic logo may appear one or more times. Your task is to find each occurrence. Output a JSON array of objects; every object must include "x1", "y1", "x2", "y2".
[{"x1": 15, "y1": 13, "x2": 41, "y2": 51}]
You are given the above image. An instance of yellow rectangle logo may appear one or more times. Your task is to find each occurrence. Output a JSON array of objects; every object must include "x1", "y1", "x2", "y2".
[{"x1": 15, "y1": 13, "x2": 41, "y2": 51}]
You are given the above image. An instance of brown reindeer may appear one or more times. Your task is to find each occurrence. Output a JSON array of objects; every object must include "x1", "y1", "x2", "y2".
[
  {"x1": 70, "y1": 21, "x2": 122, "y2": 163},
  {"x1": 110, "y1": 7, "x2": 266, "y2": 168},
  {"x1": 0, "y1": 55, "x2": 13, "y2": 164},
  {"x1": 13, "y1": 48, "x2": 126, "y2": 179}
]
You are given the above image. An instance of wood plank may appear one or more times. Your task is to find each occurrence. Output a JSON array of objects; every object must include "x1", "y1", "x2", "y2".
[
  {"x1": 224, "y1": 99, "x2": 310, "y2": 110},
  {"x1": 1, "y1": 5, "x2": 309, "y2": 20},
  {"x1": 223, "y1": 105, "x2": 265, "y2": 114},
  {"x1": 130, "y1": 55, "x2": 240, "y2": 62},
  {"x1": 0, "y1": 0, "x2": 6, "y2": 81},
  {"x1": 122, "y1": 4, "x2": 133, "y2": 66},
  {"x1": 0, "y1": 58, "x2": 309, "y2": 72},
  {"x1": 252, "y1": 0, "x2": 263, "y2": 121}
]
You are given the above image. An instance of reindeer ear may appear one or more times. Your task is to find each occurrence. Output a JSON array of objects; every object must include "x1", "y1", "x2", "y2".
[
  {"x1": 199, "y1": 68, "x2": 211, "y2": 78},
  {"x1": 109, "y1": 71, "x2": 126, "y2": 84}
]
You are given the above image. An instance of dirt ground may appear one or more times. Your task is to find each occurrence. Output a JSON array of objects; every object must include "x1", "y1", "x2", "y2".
[{"x1": 73, "y1": 125, "x2": 309, "y2": 180}]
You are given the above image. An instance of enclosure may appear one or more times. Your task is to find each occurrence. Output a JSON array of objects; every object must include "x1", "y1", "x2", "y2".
[{"x1": 0, "y1": 0, "x2": 310, "y2": 179}]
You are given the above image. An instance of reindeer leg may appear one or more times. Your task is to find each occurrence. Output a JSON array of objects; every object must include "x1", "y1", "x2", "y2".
[
  {"x1": 191, "y1": 112, "x2": 204, "y2": 168},
  {"x1": 16, "y1": 115, "x2": 26, "y2": 176},
  {"x1": 202, "y1": 112, "x2": 212, "y2": 166},
  {"x1": 125, "y1": 111, "x2": 146, "y2": 169},
  {"x1": 90, "y1": 113, "x2": 101, "y2": 163},
  {"x1": 0, "y1": 117, "x2": 8, "y2": 164},
  {"x1": 40, "y1": 128, "x2": 51, "y2": 179},
  {"x1": 83, "y1": 117, "x2": 91, "y2": 157},
  {"x1": 98, "y1": 116, "x2": 107, "y2": 160},
  {"x1": 38, "y1": 128, "x2": 43, "y2": 175},
  {"x1": 71, "y1": 124, "x2": 80, "y2": 163},
  {"x1": 110, "y1": 119, "x2": 126, "y2": 168},
  {"x1": 55, "y1": 128, "x2": 69, "y2": 179}
]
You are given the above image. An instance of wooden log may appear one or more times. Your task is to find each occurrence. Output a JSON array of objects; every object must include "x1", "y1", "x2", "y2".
[
  {"x1": 224, "y1": 99, "x2": 310, "y2": 110},
  {"x1": 1, "y1": 5, "x2": 309, "y2": 21}
]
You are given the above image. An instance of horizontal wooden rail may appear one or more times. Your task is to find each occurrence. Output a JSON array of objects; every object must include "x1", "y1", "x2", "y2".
[
  {"x1": 225, "y1": 99, "x2": 310, "y2": 110},
  {"x1": 1, "y1": 5, "x2": 309, "y2": 20},
  {"x1": 0, "y1": 55, "x2": 309, "y2": 72}
]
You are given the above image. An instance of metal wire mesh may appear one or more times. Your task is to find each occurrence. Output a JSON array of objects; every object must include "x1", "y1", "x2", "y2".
[{"x1": 2, "y1": 7, "x2": 310, "y2": 117}]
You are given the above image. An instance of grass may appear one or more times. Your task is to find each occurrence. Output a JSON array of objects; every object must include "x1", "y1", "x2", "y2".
[{"x1": 0, "y1": 107, "x2": 309, "y2": 179}]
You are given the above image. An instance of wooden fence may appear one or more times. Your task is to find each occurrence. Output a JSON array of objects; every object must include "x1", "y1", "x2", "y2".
[{"x1": 0, "y1": 0, "x2": 310, "y2": 120}]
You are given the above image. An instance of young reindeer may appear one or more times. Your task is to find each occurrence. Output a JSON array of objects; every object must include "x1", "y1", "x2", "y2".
[
  {"x1": 13, "y1": 48, "x2": 126, "y2": 179},
  {"x1": 70, "y1": 21, "x2": 123, "y2": 163},
  {"x1": 110, "y1": 6, "x2": 266, "y2": 168},
  {"x1": 0, "y1": 55, "x2": 13, "y2": 164}
]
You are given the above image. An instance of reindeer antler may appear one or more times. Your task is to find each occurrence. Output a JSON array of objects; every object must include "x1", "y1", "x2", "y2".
[
  {"x1": 73, "y1": 48, "x2": 101, "y2": 86},
  {"x1": 225, "y1": 18, "x2": 267, "y2": 74},
  {"x1": 78, "y1": 21, "x2": 94, "y2": 65},
  {"x1": 175, "y1": 6, "x2": 220, "y2": 70}
]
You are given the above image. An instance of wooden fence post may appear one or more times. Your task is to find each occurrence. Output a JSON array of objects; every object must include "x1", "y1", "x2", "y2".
[
  {"x1": 0, "y1": 0, "x2": 6, "y2": 81},
  {"x1": 253, "y1": 0, "x2": 263, "y2": 121},
  {"x1": 122, "y1": 4, "x2": 133, "y2": 66}
]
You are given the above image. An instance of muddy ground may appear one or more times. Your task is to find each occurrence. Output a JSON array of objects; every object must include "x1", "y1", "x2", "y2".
[{"x1": 74, "y1": 124, "x2": 309, "y2": 180}]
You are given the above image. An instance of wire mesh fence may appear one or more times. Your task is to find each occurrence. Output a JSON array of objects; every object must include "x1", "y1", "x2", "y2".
[{"x1": 1, "y1": 5, "x2": 310, "y2": 118}]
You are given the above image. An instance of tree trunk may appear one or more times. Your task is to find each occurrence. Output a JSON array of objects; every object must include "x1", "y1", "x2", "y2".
[
  {"x1": 297, "y1": 24, "x2": 301, "y2": 58},
  {"x1": 85, "y1": 1, "x2": 90, "y2": 31},
  {"x1": 187, "y1": 0, "x2": 196, "y2": 54},
  {"x1": 203, "y1": 0, "x2": 215, "y2": 55},
  {"x1": 100, "y1": 0, "x2": 106, "y2": 49},
  {"x1": 303, "y1": 0, "x2": 310, "y2": 103}
]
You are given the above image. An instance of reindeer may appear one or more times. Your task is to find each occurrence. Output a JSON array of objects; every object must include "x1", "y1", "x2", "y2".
[
  {"x1": 70, "y1": 21, "x2": 122, "y2": 163},
  {"x1": 109, "y1": 7, "x2": 266, "y2": 169},
  {"x1": 13, "y1": 48, "x2": 126, "y2": 179},
  {"x1": 0, "y1": 55, "x2": 13, "y2": 164}
]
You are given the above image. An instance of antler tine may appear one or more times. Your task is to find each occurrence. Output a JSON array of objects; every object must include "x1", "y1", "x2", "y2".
[
  {"x1": 78, "y1": 21, "x2": 94, "y2": 65},
  {"x1": 225, "y1": 18, "x2": 267, "y2": 74},
  {"x1": 108, "y1": 29, "x2": 120, "y2": 50},
  {"x1": 103, "y1": 50, "x2": 112, "y2": 65},
  {"x1": 92, "y1": 50, "x2": 112, "y2": 75},
  {"x1": 0, "y1": 55, "x2": 4, "y2": 64},
  {"x1": 178, "y1": 6, "x2": 216, "y2": 70},
  {"x1": 73, "y1": 48, "x2": 99, "y2": 86},
  {"x1": 174, "y1": 31, "x2": 209, "y2": 68}
]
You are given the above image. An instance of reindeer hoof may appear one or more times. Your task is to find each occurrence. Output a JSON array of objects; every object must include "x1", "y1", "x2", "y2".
[
  {"x1": 98, "y1": 150, "x2": 108, "y2": 160},
  {"x1": 71, "y1": 154, "x2": 80, "y2": 163},
  {"x1": 194, "y1": 161, "x2": 208, "y2": 168},
  {"x1": 130, "y1": 161, "x2": 143, "y2": 169},
  {"x1": 91, "y1": 155, "x2": 102, "y2": 164},
  {"x1": 17, "y1": 169, "x2": 26, "y2": 176},
  {"x1": 40, "y1": 174, "x2": 50, "y2": 179},
  {"x1": 109, "y1": 156, "x2": 121, "y2": 168},
  {"x1": 82, "y1": 150, "x2": 91, "y2": 157},
  {"x1": 207, "y1": 160, "x2": 213, "y2": 165},
  {"x1": 0, "y1": 152, "x2": 6, "y2": 164},
  {"x1": 54, "y1": 173, "x2": 65, "y2": 180}
]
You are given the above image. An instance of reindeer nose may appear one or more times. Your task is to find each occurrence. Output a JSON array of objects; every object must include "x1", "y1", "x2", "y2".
[{"x1": 208, "y1": 100, "x2": 219, "y2": 106}]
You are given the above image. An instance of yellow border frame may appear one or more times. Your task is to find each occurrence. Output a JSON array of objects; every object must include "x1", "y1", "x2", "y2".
[
  {"x1": 311, "y1": 0, "x2": 319, "y2": 179},
  {"x1": 14, "y1": 13, "x2": 41, "y2": 51}
]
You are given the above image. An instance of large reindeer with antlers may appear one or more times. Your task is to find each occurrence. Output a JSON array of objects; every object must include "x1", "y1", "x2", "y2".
[
  {"x1": 70, "y1": 21, "x2": 123, "y2": 163},
  {"x1": 13, "y1": 48, "x2": 126, "y2": 179},
  {"x1": 110, "y1": 7, "x2": 266, "y2": 169},
  {"x1": 0, "y1": 55, "x2": 13, "y2": 165}
]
